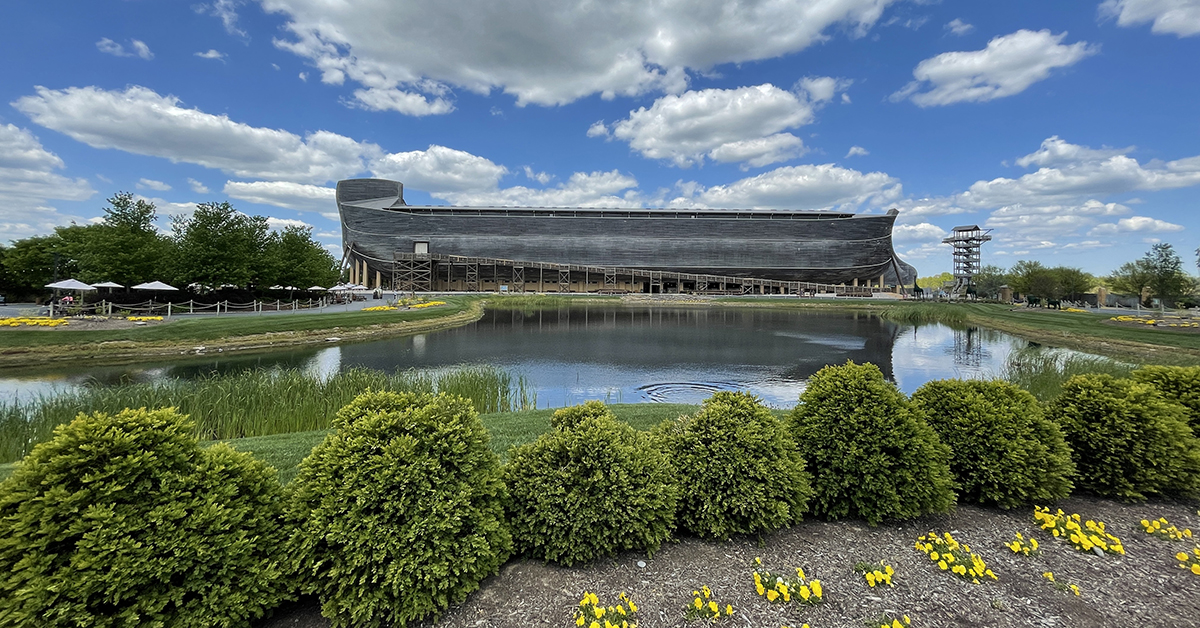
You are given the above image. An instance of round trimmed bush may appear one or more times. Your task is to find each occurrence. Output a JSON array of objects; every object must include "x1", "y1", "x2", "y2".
[
  {"x1": 286, "y1": 391, "x2": 511, "y2": 628},
  {"x1": 0, "y1": 407, "x2": 290, "y2": 628},
  {"x1": 911, "y1": 379, "x2": 1075, "y2": 508},
  {"x1": 655, "y1": 391, "x2": 811, "y2": 540},
  {"x1": 1132, "y1": 365, "x2": 1200, "y2": 432},
  {"x1": 788, "y1": 361, "x2": 954, "y2": 525},
  {"x1": 1047, "y1": 374, "x2": 1200, "y2": 501},
  {"x1": 503, "y1": 400, "x2": 677, "y2": 565}
]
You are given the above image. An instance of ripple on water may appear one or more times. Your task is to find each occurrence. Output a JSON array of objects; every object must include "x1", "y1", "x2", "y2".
[{"x1": 636, "y1": 380, "x2": 745, "y2": 404}]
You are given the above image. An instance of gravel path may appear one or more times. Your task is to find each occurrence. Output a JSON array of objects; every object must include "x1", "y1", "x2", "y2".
[{"x1": 260, "y1": 495, "x2": 1200, "y2": 628}]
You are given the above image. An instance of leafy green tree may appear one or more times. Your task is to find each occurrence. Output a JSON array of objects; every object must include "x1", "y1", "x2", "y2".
[
  {"x1": 1107, "y1": 260, "x2": 1152, "y2": 303},
  {"x1": 1050, "y1": 266, "x2": 1094, "y2": 302},
  {"x1": 971, "y1": 265, "x2": 1009, "y2": 299},
  {"x1": 1142, "y1": 243, "x2": 1192, "y2": 307},
  {"x1": 264, "y1": 225, "x2": 340, "y2": 289},
  {"x1": 1, "y1": 234, "x2": 77, "y2": 296},
  {"x1": 170, "y1": 202, "x2": 272, "y2": 288},
  {"x1": 1008, "y1": 260, "x2": 1059, "y2": 298},
  {"x1": 916, "y1": 272, "x2": 953, "y2": 290},
  {"x1": 68, "y1": 193, "x2": 171, "y2": 286}
]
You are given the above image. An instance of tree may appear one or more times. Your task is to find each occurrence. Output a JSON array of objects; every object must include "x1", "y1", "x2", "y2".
[
  {"x1": 916, "y1": 272, "x2": 953, "y2": 290},
  {"x1": 68, "y1": 192, "x2": 170, "y2": 286},
  {"x1": 263, "y1": 225, "x2": 340, "y2": 289},
  {"x1": 170, "y1": 202, "x2": 272, "y2": 288},
  {"x1": 1, "y1": 235, "x2": 76, "y2": 297},
  {"x1": 1008, "y1": 260, "x2": 1059, "y2": 298},
  {"x1": 972, "y1": 265, "x2": 1009, "y2": 300},
  {"x1": 1143, "y1": 243, "x2": 1192, "y2": 307},
  {"x1": 1107, "y1": 260, "x2": 1152, "y2": 303},
  {"x1": 1049, "y1": 266, "x2": 1094, "y2": 302}
]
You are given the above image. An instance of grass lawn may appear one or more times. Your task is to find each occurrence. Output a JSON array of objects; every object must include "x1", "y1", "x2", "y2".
[{"x1": 0, "y1": 402, "x2": 703, "y2": 484}]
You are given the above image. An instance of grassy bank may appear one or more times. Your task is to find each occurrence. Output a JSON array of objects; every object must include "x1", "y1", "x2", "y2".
[
  {"x1": 0, "y1": 402, "x2": 699, "y2": 484},
  {"x1": 0, "y1": 365, "x2": 535, "y2": 464},
  {"x1": 0, "y1": 297, "x2": 485, "y2": 368},
  {"x1": 717, "y1": 298, "x2": 1200, "y2": 365}
]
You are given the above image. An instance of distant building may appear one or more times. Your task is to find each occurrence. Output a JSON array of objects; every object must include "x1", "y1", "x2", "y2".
[{"x1": 337, "y1": 178, "x2": 917, "y2": 292}]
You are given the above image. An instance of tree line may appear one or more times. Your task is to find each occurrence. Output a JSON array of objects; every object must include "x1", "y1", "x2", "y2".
[
  {"x1": 917, "y1": 243, "x2": 1199, "y2": 307},
  {"x1": 0, "y1": 192, "x2": 340, "y2": 301}
]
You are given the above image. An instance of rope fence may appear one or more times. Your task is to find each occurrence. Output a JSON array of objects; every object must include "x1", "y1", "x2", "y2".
[{"x1": 47, "y1": 298, "x2": 333, "y2": 318}]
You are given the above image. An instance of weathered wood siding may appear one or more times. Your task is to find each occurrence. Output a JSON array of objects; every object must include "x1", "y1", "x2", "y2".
[{"x1": 337, "y1": 178, "x2": 916, "y2": 285}]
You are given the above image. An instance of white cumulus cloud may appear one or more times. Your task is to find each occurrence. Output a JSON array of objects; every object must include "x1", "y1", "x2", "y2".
[
  {"x1": 846, "y1": 145, "x2": 869, "y2": 158},
  {"x1": 891, "y1": 29, "x2": 1098, "y2": 106},
  {"x1": 188, "y1": 178, "x2": 210, "y2": 194},
  {"x1": 223, "y1": 180, "x2": 336, "y2": 213},
  {"x1": 349, "y1": 87, "x2": 455, "y2": 116},
  {"x1": 262, "y1": 0, "x2": 898, "y2": 107},
  {"x1": 136, "y1": 178, "x2": 172, "y2": 191},
  {"x1": 439, "y1": 170, "x2": 642, "y2": 207},
  {"x1": 669, "y1": 163, "x2": 901, "y2": 210},
  {"x1": 608, "y1": 84, "x2": 816, "y2": 168},
  {"x1": 195, "y1": 49, "x2": 227, "y2": 61},
  {"x1": 1088, "y1": 215, "x2": 1185, "y2": 235},
  {"x1": 369, "y1": 145, "x2": 508, "y2": 193},
  {"x1": 96, "y1": 38, "x2": 155, "y2": 60},
  {"x1": 0, "y1": 124, "x2": 95, "y2": 241},
  {"x1": 944, "y1": 19, "x2": 974, "y2": 36},
  {"x1": 1100, "y1": 0, "x2": 1200, "y2": 37},
  {"x1": 14, "y1": 85, "x2": 380, "y2": 184}
]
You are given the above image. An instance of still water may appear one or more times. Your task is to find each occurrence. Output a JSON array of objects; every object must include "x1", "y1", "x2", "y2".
[{"x1": 0, "y1": 305, "x2": 1052, "y2": 407}]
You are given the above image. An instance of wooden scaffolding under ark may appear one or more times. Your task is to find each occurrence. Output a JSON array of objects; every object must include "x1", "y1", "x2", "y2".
[
  {"x1": 942, "y1": 225, "x2": 992, "y2": 297},
  {"x1": 365, "y1": 251, "x2": 899, "y2": 297}
]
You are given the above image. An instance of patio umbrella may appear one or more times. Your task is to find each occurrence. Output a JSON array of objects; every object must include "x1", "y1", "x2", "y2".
[
  {"x1": 45, "y1": 279, "x2": 96, "y2": 291},
  {"x1": 131, "y1": 281, "x2": 179, "y2": 291},
  {"x1": 308, "y1": 285, "x2": 328, "y2": 291},
  {"x1": 91, "y1": 281, "x2": 124, "y2": 289}
]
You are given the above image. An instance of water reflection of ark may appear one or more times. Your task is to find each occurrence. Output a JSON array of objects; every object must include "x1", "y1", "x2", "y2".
[{"x1": 337, "y1": 305, "x2": 904, "y2": 406}]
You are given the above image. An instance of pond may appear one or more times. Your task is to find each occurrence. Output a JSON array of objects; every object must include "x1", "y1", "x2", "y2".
[{"x1": 0, "y1": 305, "x2": 1066, "y2": 407}]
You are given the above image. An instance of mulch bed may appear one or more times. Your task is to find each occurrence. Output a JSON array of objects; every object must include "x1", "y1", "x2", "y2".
[{"x1": 258, "y1": 495, "x2": 1200, "y2": 628}]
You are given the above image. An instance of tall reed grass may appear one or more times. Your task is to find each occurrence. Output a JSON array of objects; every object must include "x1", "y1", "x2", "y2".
[
  {"x1": 1000, "y1": 348, "x2": 1137, "y2": 402},
  {"x1": 878, "y1": 304, "x2": 969, "y2": 326},
  {"x1": 0, "y1": 365, "x2": 536, "y2": 463}
]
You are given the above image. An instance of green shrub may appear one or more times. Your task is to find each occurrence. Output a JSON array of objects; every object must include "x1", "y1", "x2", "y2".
[
  {"x1": 503, "y1": 401, "x2": 677, "y2": 565},
  {"x1": 286, "y1": 391, "x2": 511, "y2": 628},
  {"x1": 655, "y1": 391, "x2": 811, "y2": 540},
  {"x1": 788, "y1": 362, "x2": 955, "y2": 525},
  {"x1": 0, "y1": 407, "x2": 290, "y2": 628},
  {"x1": 1047, "y1": 374, "x2": 1200, "y2": 501},
  {"x1": 911, "y1": 379, "x2": 1075, "y2": 509},
  {"x1": 1132, "y1": 365, "x2": 1200, "y2": 432}
]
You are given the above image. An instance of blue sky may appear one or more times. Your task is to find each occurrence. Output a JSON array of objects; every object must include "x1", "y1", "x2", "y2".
[{"x1": 2, "y1": 0, "x2": 1199, "y2": 277}]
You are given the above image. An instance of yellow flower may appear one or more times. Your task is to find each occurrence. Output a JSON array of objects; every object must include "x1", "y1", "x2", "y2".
[
  {"x1": 725, "y1": 604, "x2": 733, "y2": 616},
  {"x1": 1043, "y1": 572, "x2": 1055, "y2": 582},
  {"x1": 938, "y1": 560, "x2": 948, "y2": 570},
  {"x1": 866, "y1": 572, "x2": 876, "y2": 587},
  {"x1": 693, "y1": 598, "x2": 702, "y2": 609},
  {"x1": 708, "y1": 600, "x2": 718, "y2": 614},
  {"x1": 577, "y1": 616, "x2": 585, "y2": 626},
  {"x1": 811, "y1": 580, "x2": 822, "y2": 598},
  {"x1": 756, "y1": 582, "x2": 766, "y2": 596},
  {"x1": 590, "y1": 622, "x2": 600, "y2": 628},
  {"x1": 595, "y1": 607, "x2": 605, "y2": 619},
  {"x1": 799, "y1": 585, "x2": 810, "y2": 601},
  {"x1": 929, "y1": 551, "x2": 939, "y2": 561},
  {"x1": 1192, "y1": 564, "x2": 1200, "y2": 576},
  {"x1": 1178, "y1": 552, "x2": 1190, "y2": 562},
  {"x1": 766, "y1": 589, "x2": 779, "y2": 602},
  {"x1": 892, "y1": 620, "x2": 904, "y2": 628}
]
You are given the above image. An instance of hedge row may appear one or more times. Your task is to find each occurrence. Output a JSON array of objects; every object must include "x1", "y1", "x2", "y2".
[{"x1": 2, "y1": 363, "x2": 1199, "y2": 626}]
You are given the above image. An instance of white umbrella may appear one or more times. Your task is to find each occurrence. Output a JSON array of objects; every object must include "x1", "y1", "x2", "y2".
[
  {"x1": 269, "y1": 285, "x2": 284, "y2": 290},
  {"x1": 91, "y1": 281, "x2": 124, "y2": 289},
  {"x1": 308, "y1": 285, "x2": 328, "y2": 291},
  {"x1": 131, "y1": 281, "x2": 179, "y2": 291},
  {"x1": 45, "y1": 279, "x2": 96, "y2": 291},
  {"x1": 330, "y1": 283, "x2": 350, "y2": 291}
]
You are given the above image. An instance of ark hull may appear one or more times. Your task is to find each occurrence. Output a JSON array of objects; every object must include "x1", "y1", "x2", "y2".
[{"x1": 337, "y1": 178, "x2": 916, "y2": 287}]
